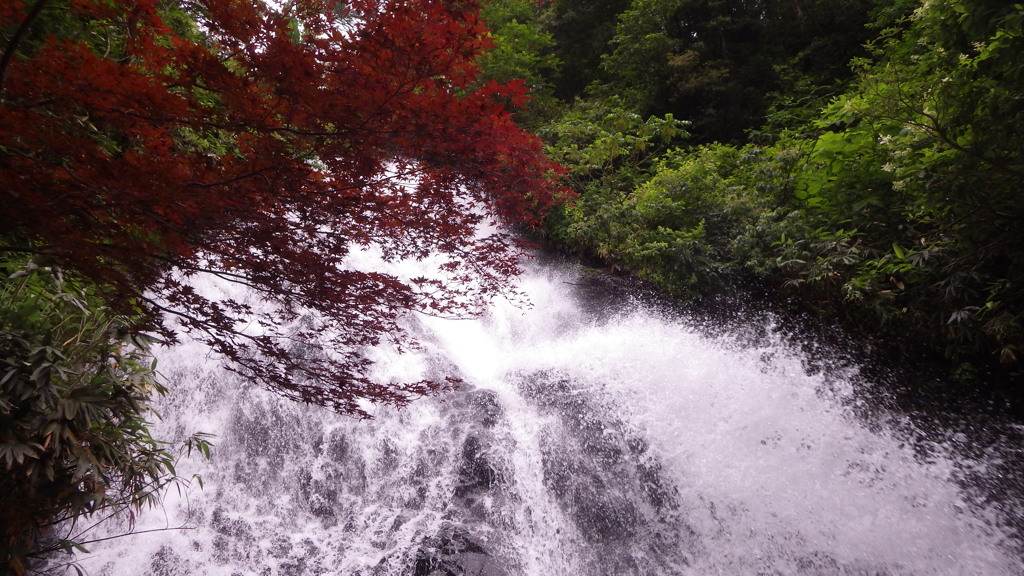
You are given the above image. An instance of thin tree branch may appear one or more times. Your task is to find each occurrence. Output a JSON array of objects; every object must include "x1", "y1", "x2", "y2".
[{"x1": 0, "y1": 0, "x2": 50, "y2": 101}]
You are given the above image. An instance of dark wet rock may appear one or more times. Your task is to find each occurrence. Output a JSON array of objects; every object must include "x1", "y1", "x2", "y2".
[
  {"x1": 378, "y1": 437, "x2": 400, "y2": 471},
  {"x1": 298, "y1": 469, "x2": 339, "y2": 519},
  {"x1": 411, "y1": 524, "x2": 507, "y2": 576},
  {"x1": 516, "y1": 372, "x2": 572, "y2": 408},
  {"x1": 513, "y1": 369, "x2": 698, "y2": 573},
  {"x1": 454, "y1": 434, "x2": 502, "y2": 496},
  {"x1": 210, "y1": 508, "x2": 260, "y2": 563},
  {"x1": 224, "y1": 395, "x2": 327, "y2": 499},
  {"x1": 447, "y1": 387, "x2": 505, "y2": 429},
  {"x1": 559, "y1": 262, "x2": 646, "y2": 321},
  {"x1": 636, "y1": 460, "x2": 674, "y2": 510},
  {"x1": 275, "y1": 539, "x2": 326, "y2": 576},
  {"x1": 149, "y1": 545, "x2": 189, "y2": 576},
  {"x1": 539, "y1": 432, "x2": 640, "y2": 541},
  {"x1": 321, "y1": 428, "x2": 350, "y2": 461},
  {"x1": 468, "y1": 390, "x2": 504, "y2": 428},
  {"x1": 575, "y1": 492, "x2": 639, "y2": 541},
  {"x1": 229, "y1": 400, "x2": 304, "y2": 464},
  {"x1": 626, "y1": 435, "x2": 647, "y2": 455},
  {"x1": 449, "y1": 428, "x2": 511, "y2": 528},
  {"x1": 279, "y1": 557, "x2": 307, "y2": 576},
  {"x1": 211, "y1": 507, "x2": 255, "y2": 539},
  {"x1": 268, "y1": 535, "x2": 292, "y2": 558}
]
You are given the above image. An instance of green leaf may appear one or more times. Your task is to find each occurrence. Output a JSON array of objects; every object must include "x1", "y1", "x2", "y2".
[
  {"x1": 0, "y1": 442, "x2": 43, "y2": 467},
  {"x1": 58, "y1": 539, "x2": 90, "y2": 554}
]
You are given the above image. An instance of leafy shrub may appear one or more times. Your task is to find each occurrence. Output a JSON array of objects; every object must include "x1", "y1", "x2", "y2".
[
  {"x1": 539, "y1": 98, "x2": 689, "y2": 260},
  {"x1": 0, "y1": 253, "x2": 208, "y2": 575}
]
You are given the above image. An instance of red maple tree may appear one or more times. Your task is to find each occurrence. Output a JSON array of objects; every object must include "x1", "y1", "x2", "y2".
[{"x1": 1, "y1": 0, "x2": 566, "y2": 416}]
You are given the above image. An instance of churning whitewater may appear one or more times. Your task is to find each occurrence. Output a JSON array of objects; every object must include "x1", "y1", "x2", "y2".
[{"x1": 70, "y1": 254, "x2": 1022, "y2": 576}]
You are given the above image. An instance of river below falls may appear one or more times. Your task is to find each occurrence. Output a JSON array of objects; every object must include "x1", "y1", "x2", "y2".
[{"x1": 63, "y1": 255, "x2": 1024, "y2": 576}]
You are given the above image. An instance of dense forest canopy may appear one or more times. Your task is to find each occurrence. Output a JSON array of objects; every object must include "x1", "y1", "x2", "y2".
[
  {"x1": 2, "y1": 0, "x2": 1024, "y2": 571},
  {"x1": 478, "y1": 0, "x2": 1023, "y2": 394}
]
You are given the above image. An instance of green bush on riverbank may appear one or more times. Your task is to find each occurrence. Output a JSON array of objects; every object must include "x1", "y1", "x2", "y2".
[
  {"x1": 484, "y1": 0, "x2": 1024, "y2": 390},
  {"x1": 0, "y1": 253, "x2": 208, "y2": 573}
]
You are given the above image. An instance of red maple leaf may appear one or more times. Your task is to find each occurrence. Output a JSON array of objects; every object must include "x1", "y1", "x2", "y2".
[{"x1": 1, "y1": 0, "x2": 570, "y2": 417}]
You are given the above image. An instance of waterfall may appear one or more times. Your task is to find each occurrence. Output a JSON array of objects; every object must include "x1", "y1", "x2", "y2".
[{"x1": 67, "y1": 254, "x2": 1023, "y2": 576}]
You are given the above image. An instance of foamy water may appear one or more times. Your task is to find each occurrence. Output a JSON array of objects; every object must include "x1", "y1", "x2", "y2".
[{"x1": 65, "y1": 257, "x2": 1022, "y2": 576}]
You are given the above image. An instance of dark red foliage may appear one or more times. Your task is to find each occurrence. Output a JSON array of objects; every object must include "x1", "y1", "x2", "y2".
[{"x1": 0, "y1": 0, "x2": 567, "y2": 417}]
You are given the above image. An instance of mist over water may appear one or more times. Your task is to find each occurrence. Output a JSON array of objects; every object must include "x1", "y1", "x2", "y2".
[{"x1": 71, "y1": 257, "x2": 1023, "y2": 576}]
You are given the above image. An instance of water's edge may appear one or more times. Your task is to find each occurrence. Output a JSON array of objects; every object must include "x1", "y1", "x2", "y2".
[{"x1": 61, "y1": 258, "x2": 1024, "y2": 576}]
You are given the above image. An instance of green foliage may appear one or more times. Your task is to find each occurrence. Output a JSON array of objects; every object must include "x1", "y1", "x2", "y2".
[
  {"x1": 538, "y1": 98, "x2": 689, "y2": 257},
  {"x1": 542, "y1": 0, "x2": 633, "y2": 98},
  {"x1": 774, "y1": 0, "x2": 1024, "y2": 369},
  {"x1": 543, "y1": 103, "x2": 798, "y2": 297},
  {"x1": 518, "y1": 0, "x2": 1023, "y2": 385},
  {"x1": 477, "y1": 0, "x2": 563, "y2": 128},
  {"x1": 540, "y1": 98, "x2": 688, "y2": 183},
  {"x1": 596, "y1": 0, "x2": 686, "y2": 114},
  {"x1": 0, "y1": 252, "x2": 209, "y2": 574},
  {"x1": 599, "y1": 144, "x2": 787, "y2": 296},
  {"x1": 592, "y1": 0, "x2": 879, "y2": 143}
]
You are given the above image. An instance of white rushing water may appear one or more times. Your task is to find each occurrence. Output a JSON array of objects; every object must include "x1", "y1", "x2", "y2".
[{"x1": 67, "y1": 256, "x2": 1022, "y2": 576}]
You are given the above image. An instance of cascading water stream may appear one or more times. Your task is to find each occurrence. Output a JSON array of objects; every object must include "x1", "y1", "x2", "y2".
[{"x1": 67, "y1": 255, "x2": 1023, "y2": 576}]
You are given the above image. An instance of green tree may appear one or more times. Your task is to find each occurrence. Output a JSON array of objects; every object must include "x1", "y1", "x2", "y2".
[
  {"x1": 0, "y1": 253, "x2": 210, "y2": 574},
  {"x1": 515, "y1": 0, "x2": 1024, "y2": 392},
  {"x1": 748, "y1": 0, "x2": 1024, "y2": 380},
  {"x1": 585, "y1": 143, "x2": 787, "y2": 297},
  {"x1": 598, "y1": 0, "x2": 879, "y2": 142},
  {"x1": 478, "y1": 0, "x2": 563, "y2": 128},
  {"x1": 543, "y1": 0, "x2": 633, "y2": 99},
  {"x1": 539, "y1": 98, "x2": 689, "y2": 259},
  {"x1": 838, "y1": 0, "x2": 1024, "y2": 367}
]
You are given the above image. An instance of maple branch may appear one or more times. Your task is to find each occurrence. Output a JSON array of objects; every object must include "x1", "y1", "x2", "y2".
[
  {"x1": 0, "y1": 0, "x2": 49, "y2": 102},
  {"x1": 1, "y1": 0, "x2": 564, "y2": 419},
  {"x1": 137, "y1": 294, "x2": 253, "y2": 343},
  {"x1": 153, "y1": 255, "x2": 314, "y2": 301},
  {"x1": 0, "y1": 244, "x2": 58, "y2": 255}
]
